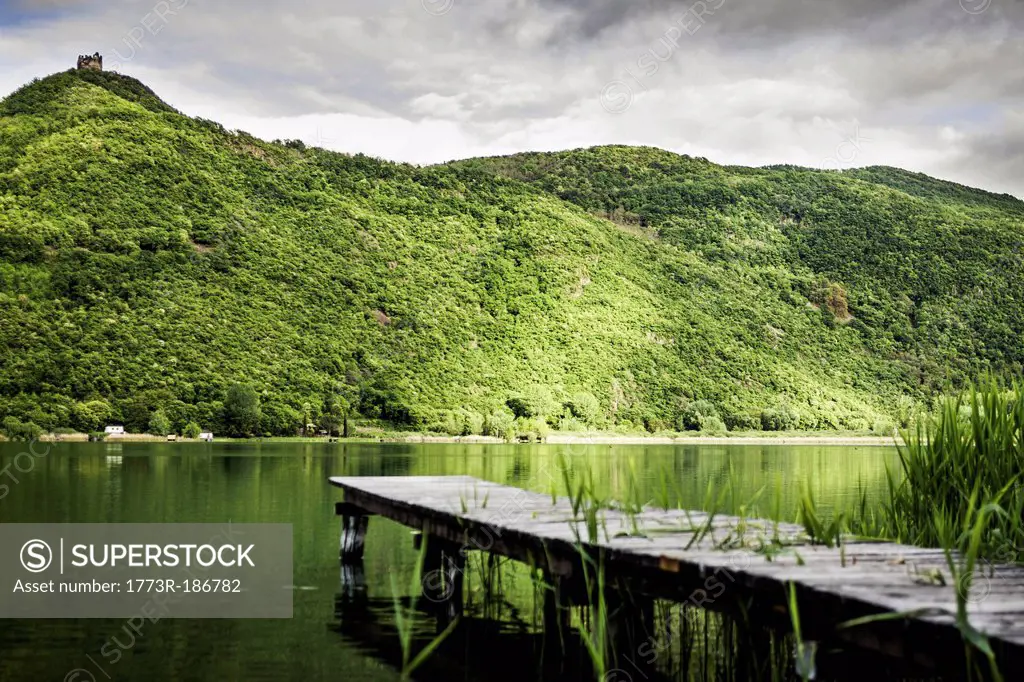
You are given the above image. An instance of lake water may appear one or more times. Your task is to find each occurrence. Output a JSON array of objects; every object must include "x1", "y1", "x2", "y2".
[{"x1": 0, "y1": 441, "x2": 899, "y2": 682}]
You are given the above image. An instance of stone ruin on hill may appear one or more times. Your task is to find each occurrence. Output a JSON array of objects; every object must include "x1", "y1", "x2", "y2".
[{"x1": 77, "y1": 53, "x2": 103, "y2": 71}]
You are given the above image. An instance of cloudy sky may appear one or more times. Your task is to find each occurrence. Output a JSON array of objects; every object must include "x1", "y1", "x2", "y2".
[{"x1": 1, "y1": 0, "x2": 1022, "y2": 196}]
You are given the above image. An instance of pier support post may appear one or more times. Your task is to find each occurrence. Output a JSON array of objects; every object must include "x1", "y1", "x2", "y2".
[
  {"x1": 541, "y1": 571, "x2": 573, "y2": 667},
  {"x1": 604, "y1": 581, "x2": 654, "y2": 674},
  {"x1": 336, "y1": 502, "x2": 370, "y2": 563},
  {"x1": 721, "y1": 605, "x2": 777, "y2": 681},
  {"x1": 420, "y1": 534, "x2": 465, "y2": 630}
]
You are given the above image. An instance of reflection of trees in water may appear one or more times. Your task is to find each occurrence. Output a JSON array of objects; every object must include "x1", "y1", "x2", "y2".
[
  {"x1": 0, "y1": 441, "x2": 896, "y2": 526},
  {"x1": 379, "y1": 456, "x2": 415, "y2": 477},
  {"x1": 507, "y1": 453, "x2": 530, "y2": 483}
]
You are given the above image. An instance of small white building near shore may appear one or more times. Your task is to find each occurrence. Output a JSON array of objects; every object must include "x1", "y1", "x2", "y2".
[
  {"x1": 199, "y1": 432, "x2": 214, "y2": 442},
  {"x1": 104, "y1": 425, "x2": 125, "y2": 437}
]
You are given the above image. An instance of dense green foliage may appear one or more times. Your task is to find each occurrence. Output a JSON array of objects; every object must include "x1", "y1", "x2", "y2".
[
  {"x1": 454, "y1": 148, "x2": 1024, "y2": 383},
  {"x1": 1, "y1": 71, "x2": 1022, "y2": 436}
]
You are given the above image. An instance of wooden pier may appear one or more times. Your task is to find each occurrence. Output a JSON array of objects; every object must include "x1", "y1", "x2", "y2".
[{"x1": 329, "y1": 475, "x2": 1024, "y2": 678}]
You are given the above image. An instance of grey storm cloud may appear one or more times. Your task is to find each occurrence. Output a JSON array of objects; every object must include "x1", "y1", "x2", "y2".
[
  {"x1": 531, "y1": 0, "x2": 1024, "y2": 41},
  {"x1": 13, "y1": 0, "x2": 92, "y2": 7},
  {"x1": 532, "y1": 0, "x2": 901, "y2": 40},
  {"x1": 1, "y1": 0, "x2": 1023, "y2": 195}
]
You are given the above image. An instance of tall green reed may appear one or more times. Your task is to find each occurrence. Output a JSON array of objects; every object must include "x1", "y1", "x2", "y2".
[
  {"x1": 858, "y1": 380, "x2": 1024, "y2": 563},
  {"x1": 843, "y1": 380, "x2": 1021, "y2": 681}
]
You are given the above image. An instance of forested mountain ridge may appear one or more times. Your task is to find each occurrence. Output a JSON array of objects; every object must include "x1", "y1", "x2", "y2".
[
  {"x1": 452, "y1": 148, "x2": 1024, "y2": 385},
  {"x1": 0, "y1": 70, "x2": 1020, "y2": 437}
]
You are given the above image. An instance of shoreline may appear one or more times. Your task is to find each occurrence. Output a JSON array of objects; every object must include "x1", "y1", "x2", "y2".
[
  {"x1": 27, "y1": 431, "x2": 900, "y2": 447},
  {"x1": 542, "y1": 433, "x2": 899, "y2": 446}
]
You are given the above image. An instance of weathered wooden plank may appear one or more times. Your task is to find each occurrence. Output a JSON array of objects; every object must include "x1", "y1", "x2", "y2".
[{"x1": 328, "y1": 475, "x2": 1024, "y2": 674}]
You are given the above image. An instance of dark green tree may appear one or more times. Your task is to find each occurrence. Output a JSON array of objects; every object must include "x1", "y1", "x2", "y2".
[
  {"x1": 321, "y1": 391, "x2": 346, "y2": 437},
  {"x1": 148, "y1": 408, "x2": 171, "y2": 436},
  {"x1": 71, "y1": 400, "x2": 113, "y2": 432},
  {"x1": 224, "y1": 384, "x2": 261, "y2": 437},
  {"x1": 183, "y1": 421, "x2": 202, "y2": 439}
]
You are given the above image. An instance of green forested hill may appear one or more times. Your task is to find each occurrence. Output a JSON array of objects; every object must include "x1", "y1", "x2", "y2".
[
  {"x1": 0, "y1": 70, "x2": 1021, "y2": 437},
  {"x1": 453, "y1": 149, "x2": 1024, "y2": 385}
]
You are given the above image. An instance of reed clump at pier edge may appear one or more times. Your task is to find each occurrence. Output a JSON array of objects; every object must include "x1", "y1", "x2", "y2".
[{"x1": 853, "y1": 381, "x2": 1024, "y2": 564}]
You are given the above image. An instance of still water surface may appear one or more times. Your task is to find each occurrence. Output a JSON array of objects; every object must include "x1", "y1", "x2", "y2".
[{"x1": 0, "y1": 441, "x2": 898, "y2": 682}]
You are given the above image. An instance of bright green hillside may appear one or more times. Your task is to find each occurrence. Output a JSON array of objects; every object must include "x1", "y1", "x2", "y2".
[{"x1": 0, "y1": 70, "x2": 1021, "y2": 437}]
